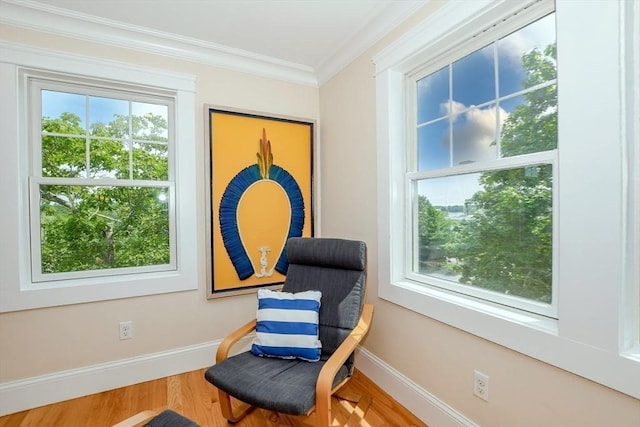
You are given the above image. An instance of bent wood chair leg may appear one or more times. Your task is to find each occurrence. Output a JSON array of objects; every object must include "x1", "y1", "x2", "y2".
[
  {"x1": 218, "y1": 389, "x2": 255, "y2": 424},
  {"x1": 315, "y1": 391, "x2": 332, "y2": 427}
]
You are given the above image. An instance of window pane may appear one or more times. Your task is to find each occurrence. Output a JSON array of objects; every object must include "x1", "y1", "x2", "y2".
[
  {"x1": 41, "y1": 135, "x2": 86, "y2": 178},
  {"x1": 416, "y1": 164, "x2": 553, "y2": 303},
  {"x1": 417, "y1": 66, "x2": 449, "y2": 124},
  {"x1": 500, "y1": 85, "x2": 557, "y2": 157},
  {"x1": 452, "y1": 104, "x2": 498, "y2": 165},
  {"x1": 133, "y1": 141, "x2": 169, "y2": 180},
  {"x1": 452, "y1": 44, "x2": 495, "y2": 108},
  {"x1": 415, "y1": 173, "x2": 480, "y2": 279},
  {"x1": 42, "y1": 90, "x2": 86, "y2": 129},
  {"x1": 418, "y1": 119, "x2": 450, "y2": 171},
  {"x1": 132, "y1": 102, "x2": 169, "y2": 140},
  {"x1": 89, "y1": 138, "x2": 129, "y2": 179},
  {"x1": 89, "y1": 96, "x2": 128, "y2": 131},
  {"x1": 498, "y1": 13, "x2": 556, "y2": 97},
  {"x1": 39, "y1": 185, "x2": 170, "y2": 275},
  {"x1": 43, "y1": 90, "x2": 171, "y2": 182},
  {"x1": 41, "y1": 96, "x2": 87, "y2": 178}
]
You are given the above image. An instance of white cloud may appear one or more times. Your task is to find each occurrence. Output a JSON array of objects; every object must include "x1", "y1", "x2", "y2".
[
  {"x1": 440, "y1": 99, "x2": 467, "y2": 121},
  {"x1": 444, "y1": 103, "x2": 508, "y2": 165},
  {"x1": 420, "y1": 104, "x2": 510, "y2": 206}
]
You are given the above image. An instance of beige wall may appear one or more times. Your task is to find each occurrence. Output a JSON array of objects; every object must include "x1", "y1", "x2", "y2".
[
  {"x1": 2, "y1": 2, "x2": 640, "y2": 424},
  {"x1": 318, "y1": 3, "x2": 640, "y2": 427},
  {"x1": 0, "y1": 24, "x2": 319, "y2": 381}
]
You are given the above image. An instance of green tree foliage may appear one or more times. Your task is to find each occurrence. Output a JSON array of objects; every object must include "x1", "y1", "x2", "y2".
[
  {"x1": 451, "y1": 164, "x2": 553, "y2": 301},
  {"x1": 419, "y1": 43, "x2": 556, "y2": 302},
  {"x1": 417, "y1": 195, "x2": 455, "y2": 273},
  {"x1": 501, "y1": 43, "x2": 557, "y2": 157},
  {"x1": 454, "y1": 43, "x2": 556, "y2": 302},
  {"x1": 39, "y1": 112, "x2": 170, "y2": 274}
]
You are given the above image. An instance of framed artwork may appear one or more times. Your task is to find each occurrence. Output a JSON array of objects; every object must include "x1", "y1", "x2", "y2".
[{"x1": 205, "y1": 107, "x2": 315, "y2": 297}]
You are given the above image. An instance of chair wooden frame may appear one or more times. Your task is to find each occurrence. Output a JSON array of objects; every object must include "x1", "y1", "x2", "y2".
[
  {"x1": 113, "y1": 410, "x2": 159, "y2": 427},
  {"x1": 214, "y1": 303, "x2": 374, "y2": 426}
]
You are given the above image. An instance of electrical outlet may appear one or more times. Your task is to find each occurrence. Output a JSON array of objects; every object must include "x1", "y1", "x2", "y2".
[
  {"x1": 119, "y1": 321, "x2": 133, "y2": 340},
  {"x1": 473, "y1": 370, "x2": 489, "y2": 401}
]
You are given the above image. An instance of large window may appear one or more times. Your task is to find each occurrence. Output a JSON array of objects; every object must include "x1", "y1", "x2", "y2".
[
  {"x1": 0, "y1": 43, "x2": 198, "y2": 311},
  {"x1": 30, "y1": 80, "x2": 176, "y2": 282},
  {"x1": 408, "y1": 13, "x2": 557, "y2": 316},
  {"x1": 374, "y1": 0, "x2": 640, "y2": 399}
]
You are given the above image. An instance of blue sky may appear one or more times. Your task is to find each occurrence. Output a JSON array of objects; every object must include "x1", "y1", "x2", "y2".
[
  {"x1": 42, "y1": 90, "x2": 168, "y2": 138},
  {"x1": 417, "y1": 12, "x2": 555, "y2": 206}
]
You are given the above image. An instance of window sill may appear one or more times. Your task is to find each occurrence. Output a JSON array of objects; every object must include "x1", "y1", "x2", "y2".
[
  {"x1": 386, "y1": 279, "x2": 558, "y2": 335},
  {"x1": 379, "y1": 279, "x2": 640, "y2": 399},
  {"x1": 1, "y1": 269, "x2": 198, "y2": 313}
]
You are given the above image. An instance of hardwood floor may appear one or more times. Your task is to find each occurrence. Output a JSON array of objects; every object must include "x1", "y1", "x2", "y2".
[{"x1": 0, "y1": 368, "x2": 426, "y2": 426}]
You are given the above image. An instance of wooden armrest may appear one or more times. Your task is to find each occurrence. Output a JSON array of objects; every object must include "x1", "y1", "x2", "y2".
[
  {"x1": 316, "y1": 303, "x2": 374, "y2": 398},
  {"x1": 216, "y1": 318, "x2": 257, "y2": 363}
]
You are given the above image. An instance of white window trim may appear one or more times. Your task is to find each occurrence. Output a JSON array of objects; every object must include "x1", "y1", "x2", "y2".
[
  {"x1": 27, "y1": 75, "x2": 178, "y2": 283},
  {"x1": 622, "y1": 0, "x2": 640, "y2": 358},
  {"x1": 0, "y1": 41, "x2": 198, "y2": 312},
  {"x1": 374, "y1": 0, "x2": 640, "y2": 399}
]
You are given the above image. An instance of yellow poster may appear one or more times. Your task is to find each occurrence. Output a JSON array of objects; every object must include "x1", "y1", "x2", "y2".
[{"x1": 208, "y1": 109, "x2": 314, "y2": 295}]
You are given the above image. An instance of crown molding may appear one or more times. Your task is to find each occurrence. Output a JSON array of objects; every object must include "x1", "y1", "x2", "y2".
[
  {"x1": 315, "y1": 1, "x2": 426, "y2": 85},
  {"x1": 0, "y1": 0, "x2": 319, "y2": 86},
  {"x1": 0, "y1": 41, "x2": 197, "y2": 92}
]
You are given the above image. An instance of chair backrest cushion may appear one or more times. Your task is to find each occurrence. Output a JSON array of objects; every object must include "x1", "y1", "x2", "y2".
[{"x1": 282, "y1": 237, "x2": 366, "y2": 357}]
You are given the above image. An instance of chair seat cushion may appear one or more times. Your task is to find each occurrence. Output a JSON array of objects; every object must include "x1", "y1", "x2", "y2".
[
  {"x1": 251, "y1": 288, "x2": 322, "y2": 361},
  {"x1": 143, "y1": 409, "x2": 199, "y2": 426},
  {"x1": 205, "y1": 351, "x2": 350, "y2": 415}
]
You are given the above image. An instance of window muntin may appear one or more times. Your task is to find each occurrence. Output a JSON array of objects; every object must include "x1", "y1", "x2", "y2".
[
  {"x1": 31, "y1": 79, "x2": 176, "y2": 282},
  {"x1": 40, "y1": 89, "x2": 170, "y2": 180},
  {"x1": 409, "y1": 13, "x2": 557, "y2": 315}
]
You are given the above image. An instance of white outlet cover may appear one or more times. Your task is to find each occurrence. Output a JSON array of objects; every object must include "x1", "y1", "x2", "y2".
[
  {"x1": 119, "y1": 321, "x2": 133, "y2": 340},
  {"x1": 473, "y1": 370, "x2": 489, "y2": 401}
]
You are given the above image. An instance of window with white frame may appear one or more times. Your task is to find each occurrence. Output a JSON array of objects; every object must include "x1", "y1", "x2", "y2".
[
  {"x1": 407, "y1": 12, "x2": 557, "y2": 317},
  {"x1": 29, "y1": 76, "x2": 177, "y2": 282},
  {"x1": 0, "y1": 43, "x2": 197, "y2": 312},
  {"x1": 374, "y1": 0, "x2": 640, "y2": 399}
]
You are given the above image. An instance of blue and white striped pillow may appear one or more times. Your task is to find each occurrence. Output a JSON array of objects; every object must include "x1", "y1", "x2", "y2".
[{"x1": 251, "y1": 288, "x2": 322, "y2": 362}]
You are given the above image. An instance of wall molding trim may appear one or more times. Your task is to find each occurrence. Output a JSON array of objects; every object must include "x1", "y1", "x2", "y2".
[
  {"x1": 0, "y1": 0, "x2": 318, "y2": 86},
  {"x1": 0, "y1": 0, "x2": 424, "y2": 87},
  {"x1": 0, "y1": 340, "x2": 222, "y2": 416},
  {"x1": 355, "y1": 347, "x2": 477, "y2": 427},
  {"x1": 0, "y1": 341, "x2": 471, "y2": 425}
]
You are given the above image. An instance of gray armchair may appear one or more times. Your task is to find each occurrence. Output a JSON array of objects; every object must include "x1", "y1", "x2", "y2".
[{"x1": 204, "y1": 237, "x2": 373, "y2": 426}]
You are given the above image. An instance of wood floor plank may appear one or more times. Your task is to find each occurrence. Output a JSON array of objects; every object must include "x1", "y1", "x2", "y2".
[
  {"x1": 0, "y1": 368, "x2": 427, "y2": 427},
  {"x1": 167, "y1": 374, "x2": 184, "y2": 413},
  {"x1": 345, "y1": 394, "x2": 372, "y2": 427}
]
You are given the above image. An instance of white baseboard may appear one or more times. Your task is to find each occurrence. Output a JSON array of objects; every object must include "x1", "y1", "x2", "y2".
[
  {"x1": 0, "y1": 337, "x2": 258, "y2": 417},
  {"x1": 355, "y1": 347, "x2": 477, "y2": 427},
  {"x1": 1, "y1": 340, "x2": 473, "y2": 426}
]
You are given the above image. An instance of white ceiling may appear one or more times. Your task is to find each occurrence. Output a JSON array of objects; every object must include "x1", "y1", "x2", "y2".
[{"x1": 0, "y1": 0, "x2": 427, "y2": 85}]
